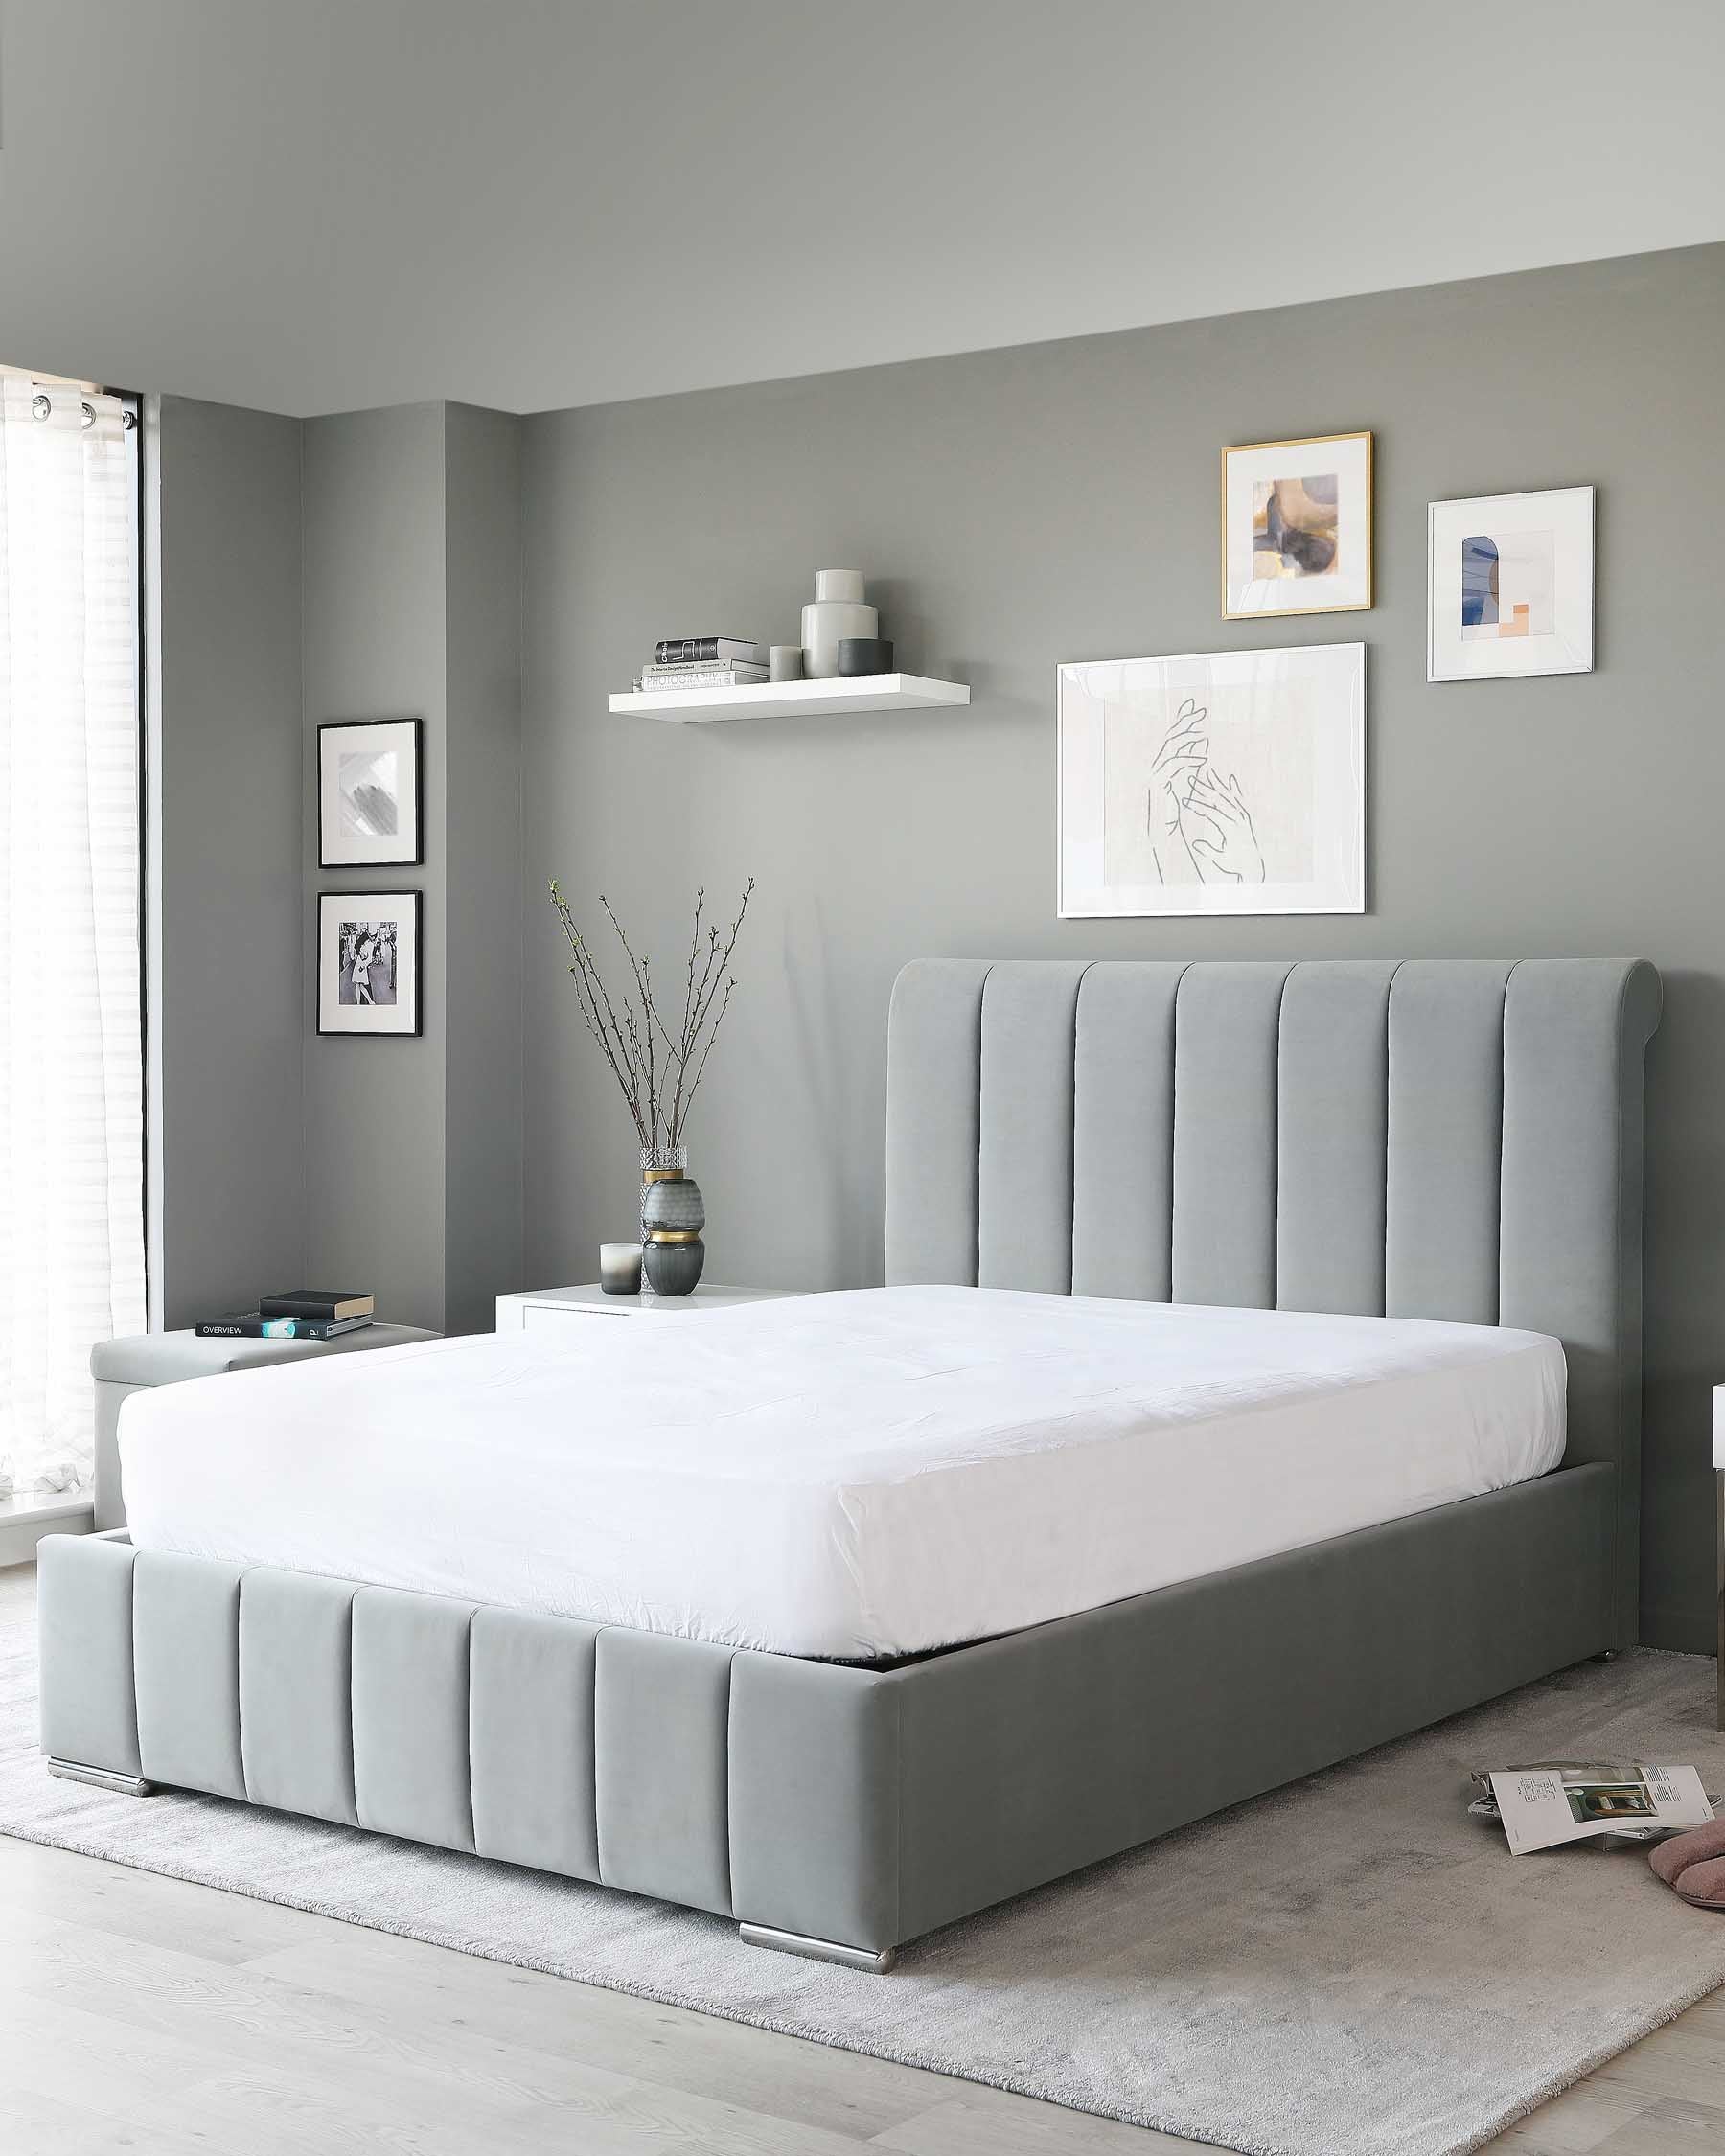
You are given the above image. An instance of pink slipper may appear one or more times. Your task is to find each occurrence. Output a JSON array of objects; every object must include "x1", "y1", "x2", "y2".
[{"x1": 1650, "y1": 1819, "x2": 1725, "y2": 1903}]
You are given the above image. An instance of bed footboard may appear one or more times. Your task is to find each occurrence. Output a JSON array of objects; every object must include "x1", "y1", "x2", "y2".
[
  {"x1": 37, "y1": 1463, "x2": 1616, "y2": 1961},
  {"x1": 35, "y1": 1527, "x2": 904, "y2": 1956}
]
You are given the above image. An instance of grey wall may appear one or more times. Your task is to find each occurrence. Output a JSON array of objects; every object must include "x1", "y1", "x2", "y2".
[
  {"x1": 442, "y1": 403, "x2": 525, "y2": 1334},
  {"x1": 301, "y1": 403, "x2": 449, "y2": 1332},
  {"x1": 150, "y1": 395, "x2": 305, "y2": 1325},
  {"x1": 147, "y1": 396, "x2": 522, "y2": 1339},
  {"x1": 520, "y1": 241, "x2": 1725, "y2": 1653},
  {"x1": 300, "y1": 401, "x2": 523, "y2": 1334}
]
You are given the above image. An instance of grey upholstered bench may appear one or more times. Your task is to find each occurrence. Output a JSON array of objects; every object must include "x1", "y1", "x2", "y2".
[{"x1": 90, "y1": 1324, "x2": 438, "y2": 1530}]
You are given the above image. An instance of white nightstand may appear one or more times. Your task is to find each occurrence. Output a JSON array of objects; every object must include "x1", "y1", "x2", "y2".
[{"x1": 495, "y1": 1283, "x2": 806, "y2": 1333}]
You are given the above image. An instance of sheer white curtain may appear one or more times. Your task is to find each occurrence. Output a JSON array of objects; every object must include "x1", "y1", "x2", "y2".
[{"x1": 0, "y1": 378, "x2": 146, "y2": 1500}]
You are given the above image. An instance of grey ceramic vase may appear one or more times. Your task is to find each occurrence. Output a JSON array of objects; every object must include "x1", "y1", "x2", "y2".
[
  {"x1": 800, "y1": 569, "x2": 877, "y2": 679},
  {"x1": 641, "y1": 1173, "x2": 705, "y2": 1235},
  {"x1": 641, "y1": 1171, "x2": 705, "y2": 1295},
  {"x1": 642, "y1": 1234, "x2": 705, "y2": 1296}
]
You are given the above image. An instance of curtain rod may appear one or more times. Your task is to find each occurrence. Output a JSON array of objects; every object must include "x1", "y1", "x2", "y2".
[
  {"x1": 0, "y1": 363, "x2": 105, "y2": 393},
  {"x1": 13, "y1": 390, "x2": 135, "y2": 431},
  {"x1": 2, "y1": 372, "x2": 137, "y2": 428}
]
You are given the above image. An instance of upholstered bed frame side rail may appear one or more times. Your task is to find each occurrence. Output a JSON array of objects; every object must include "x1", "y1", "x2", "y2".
[
  {"x1": 885, "y1": 955, "x2": 1662, "y2": 1648},
  {"x1": 38, "y1": 1457, "x2": 1615, "y2": 1958}
]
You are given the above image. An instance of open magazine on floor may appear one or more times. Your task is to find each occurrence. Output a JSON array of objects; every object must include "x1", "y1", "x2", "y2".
[{"x1": 1469, "y1": 1761, "x2": 1715, "y2": 1853}]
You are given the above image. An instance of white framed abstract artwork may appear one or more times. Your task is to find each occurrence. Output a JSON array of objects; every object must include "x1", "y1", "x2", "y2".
[
  {"x1": 1223, "y1": 430, "x2": 1372, "y2": 617},
  {"x1": 1057, "y1": 642, "x2": 1366, "y2": 918},
  {"x1": 1427, "y1": 486, "x2": 1593, "y2": 681}
]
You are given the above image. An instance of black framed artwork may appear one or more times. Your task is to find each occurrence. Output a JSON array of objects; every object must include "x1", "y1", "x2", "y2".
[
  {"x1": 318, "y1": 718, "x2": 424, "y2": 867},
  {"x1": 316, "y1": 889, "x2": 424, "y2": 1038}
]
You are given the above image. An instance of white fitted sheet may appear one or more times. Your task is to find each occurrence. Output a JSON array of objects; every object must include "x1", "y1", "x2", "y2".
[{"x1": 121, "y1": 1287, "x2": 1566, "y2": 1659}]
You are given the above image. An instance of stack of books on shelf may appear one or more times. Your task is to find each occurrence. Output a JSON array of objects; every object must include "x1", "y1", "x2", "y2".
[
  {"x1": 636, "y1": 637, "x2": 768, "y2": 693},
  {"x1": 196, "y1": 1290, "x2": 375, "y2": 1342}
]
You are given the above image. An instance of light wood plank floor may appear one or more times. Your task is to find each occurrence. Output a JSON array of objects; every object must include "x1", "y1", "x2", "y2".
[{"x1": 0, "y1": 1833, "x2": 1721, "y2": 2154}]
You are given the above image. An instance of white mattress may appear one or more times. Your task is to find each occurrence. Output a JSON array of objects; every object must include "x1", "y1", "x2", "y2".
[{"x1": 121, "y1": 1287, "x2": 1566, "y2": 1659}]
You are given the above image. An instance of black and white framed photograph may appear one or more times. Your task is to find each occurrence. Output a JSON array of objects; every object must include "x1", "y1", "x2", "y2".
[
  {"x1": 318, "y1": 718, "x2": 424, "y2": 867},
  {"x1": 317, "y1": 889, "x2": 423, "y2": 1037},
  {"x1": 1427, "y1": 486, "x2": 1594, "y2": 681},
  {"x1": 1058, "y1": 642, "x2": 1366, "y2": 918}
]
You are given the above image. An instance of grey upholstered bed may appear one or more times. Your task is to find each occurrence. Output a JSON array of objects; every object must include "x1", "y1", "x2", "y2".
[{"x1": 37, "y1": 956, "x2": 1660, "y2": 1971}]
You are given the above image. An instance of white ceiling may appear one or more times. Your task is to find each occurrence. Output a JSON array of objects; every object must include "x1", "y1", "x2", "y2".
[{"x1": 2, "y1": 0, "x2": 1721, "y2": 420}]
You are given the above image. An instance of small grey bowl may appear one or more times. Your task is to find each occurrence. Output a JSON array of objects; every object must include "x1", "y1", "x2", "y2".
[{"x1": 837, "y1": 637, "x2": 893, "y2": 677}]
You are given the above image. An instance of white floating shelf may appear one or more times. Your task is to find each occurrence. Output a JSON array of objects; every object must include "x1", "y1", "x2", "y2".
[{"x1": 610, "y1": 673, "x2": 971, "y2": 723}]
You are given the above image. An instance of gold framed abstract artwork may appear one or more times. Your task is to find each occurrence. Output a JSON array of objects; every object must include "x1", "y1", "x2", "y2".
[
  {"x1": 1426, "y1": 485, "x2": 1594, "y2": 681},
  {"x1": 1222, "y1": 430, "x2": 1372, "y2": 617}
]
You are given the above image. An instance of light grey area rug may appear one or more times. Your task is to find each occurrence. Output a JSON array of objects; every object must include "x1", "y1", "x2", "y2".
[{"x1": 4, "y1": 1562, "x2": 1723, "y2": 2156}]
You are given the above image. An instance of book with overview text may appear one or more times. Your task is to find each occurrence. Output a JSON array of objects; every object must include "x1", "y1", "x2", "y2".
[{"x1": 196, "y1": 1311, "x2": 374, "y2": 1341}]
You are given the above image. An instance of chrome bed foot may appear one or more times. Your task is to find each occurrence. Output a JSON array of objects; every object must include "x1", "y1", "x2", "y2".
[
  {"x1": 738, "y1": 1921, "x2": 897, "y2": 1973},
  {"x1": 48, "y1": 1758, "x2": 155, "y2": 1797}
]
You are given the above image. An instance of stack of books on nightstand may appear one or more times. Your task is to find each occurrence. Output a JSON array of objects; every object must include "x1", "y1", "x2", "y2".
[
  {"x1": 195, "y1": 1290, "x2": 375, "y2": 1342},
  {"x1": 636, "y1": 637, "x2": 768, "y2": 692}
]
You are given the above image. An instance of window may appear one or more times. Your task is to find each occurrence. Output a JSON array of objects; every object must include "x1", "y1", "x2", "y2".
[{"x1": 0, "y1": 375, "x2": 146, "y2": 1505}]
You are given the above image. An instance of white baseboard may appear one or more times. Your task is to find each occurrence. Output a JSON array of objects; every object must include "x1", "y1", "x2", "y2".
[{"x1": 0, "y1": 1491, "x2": 94, "y2": 1570}]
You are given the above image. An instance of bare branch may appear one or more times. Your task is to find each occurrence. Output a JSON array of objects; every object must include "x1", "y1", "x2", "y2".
[
  {"x1": 561, "y1": 938, "x2": 649, "y2": 1143},
  {"x1": 550, "y1": 876, "x2": 754, "y2": 1156},
  {"x1": 551, "y1": 882, "x2": 653, "y2": 1141},
  {"x1": 675, "y1": 975, "x2": 736, "y2": 1143},
  {"x1": 601, "y1": 897, "x2": 678, "y2": 1066},
  {"x1": 678, "y1": 889, "x2": 706, "y2": 1059},
  {"x1": 684, "y1": 878, "x2": 753, "y2": 1054},
  {"x1": 686, "y1": 924, "x2": 723, "y2": 1058},
  {"x1": 572, "y1": 960, "x2": 648, "y2": 1140},
  {"x1": 578, "y1": 918, "x2": 649, "y2": 1107}
]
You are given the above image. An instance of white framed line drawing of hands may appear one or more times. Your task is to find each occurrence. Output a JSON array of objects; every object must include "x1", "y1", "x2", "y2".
[
  {"x1": 1057, "y1": 643, "x2": 1364, "y2": 918},
  {"x1": 1145, "y1": 699, "x2": 1268, "y2": 888},
  {"x1": 1183, "y1": 764, "x2": 1266, "y2": 885},
  {"x1": 1147, "y1": 697, "x2": 1209, "y2": 884}
]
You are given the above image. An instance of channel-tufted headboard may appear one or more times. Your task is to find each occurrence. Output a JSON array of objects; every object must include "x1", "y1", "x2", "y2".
[{"x1": 884, "y1": 957, "x2": 1662, "y2": 1643}]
